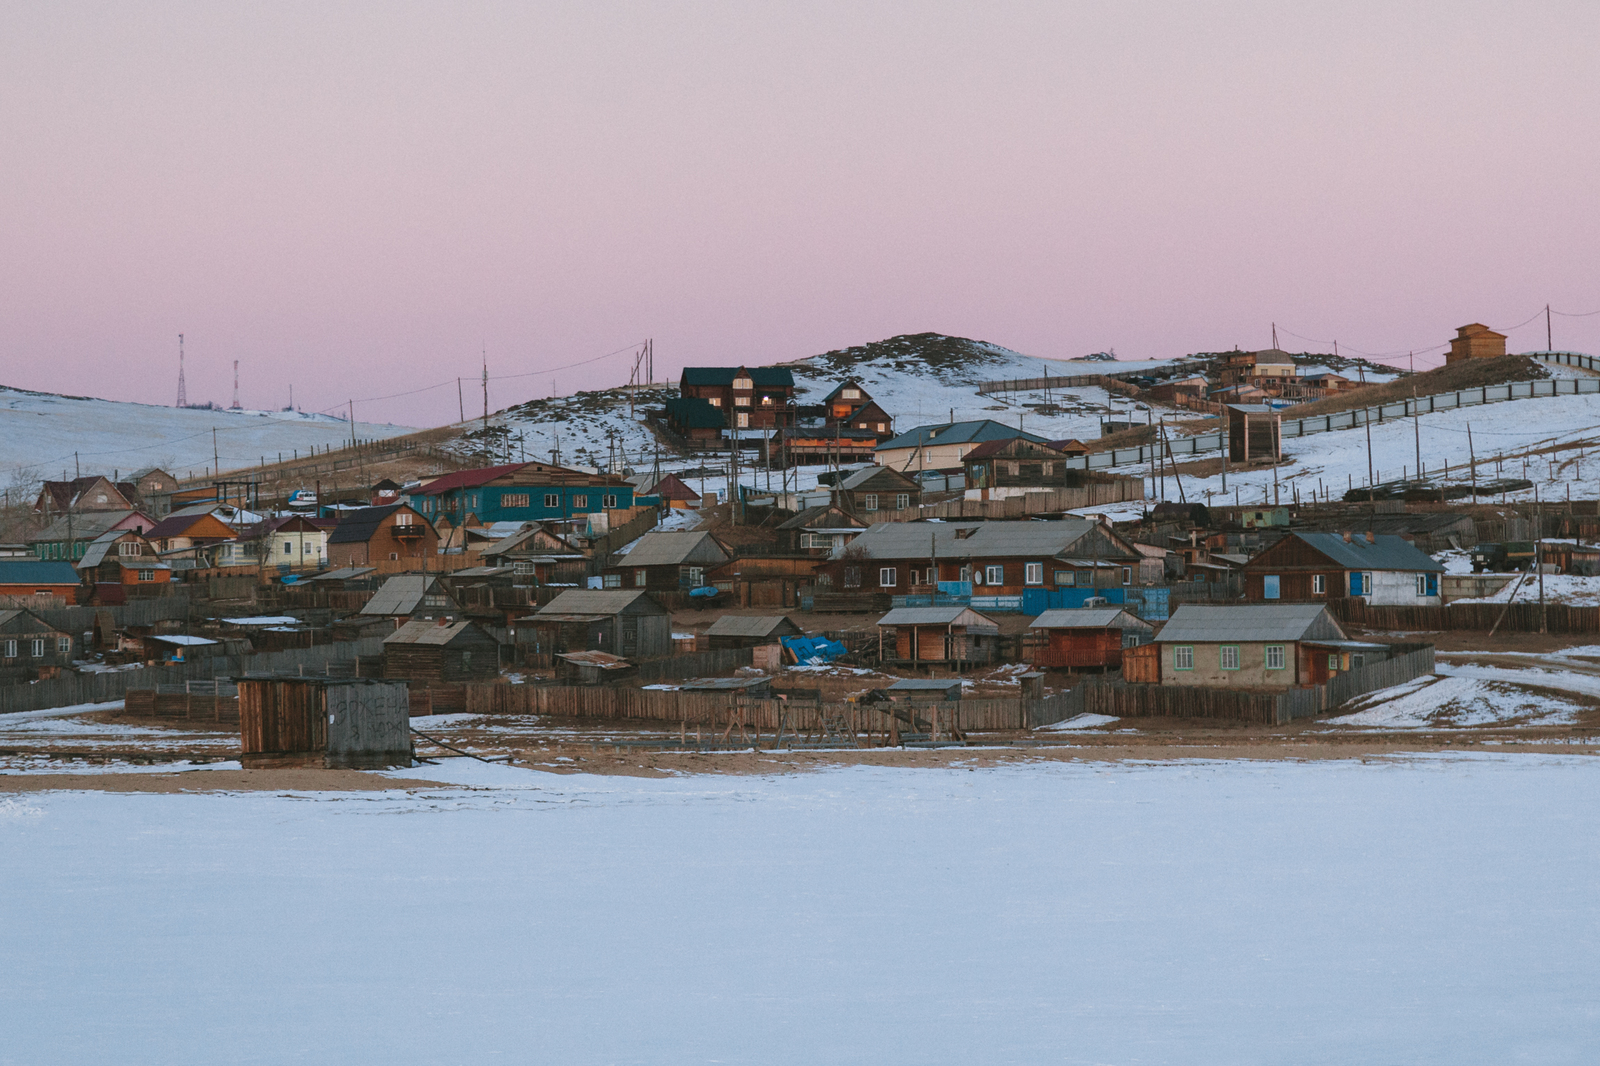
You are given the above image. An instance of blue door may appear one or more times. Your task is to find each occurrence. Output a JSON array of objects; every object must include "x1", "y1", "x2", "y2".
[
  {"x1": 1263, "y1": 575, "x2": 1280, "y2": 600},
  {"x1": 1350, "y1": 572, "x2": 1364, "y2": 596}
]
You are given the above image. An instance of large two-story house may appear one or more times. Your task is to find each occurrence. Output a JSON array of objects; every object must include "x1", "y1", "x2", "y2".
[
  {"x1": 678, "y1": 366, "x2": 797, "y2": 431},
  {"x1": 410, "y1": 462, "x2": 640, "y2": 527}
]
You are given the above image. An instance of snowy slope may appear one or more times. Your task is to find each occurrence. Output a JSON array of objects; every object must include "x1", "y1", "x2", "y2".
[
  {"x1": 0, "y1": 386, "x2": 414, "y2": 481},
  {"x1": 3, "y1": 757, "x2": 1599, "y2": 1063}
]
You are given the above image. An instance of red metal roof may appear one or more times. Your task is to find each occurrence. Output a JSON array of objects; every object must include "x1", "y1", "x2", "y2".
[{"x1": 411, "y1": 464, "x2": 530, "y2": 495}]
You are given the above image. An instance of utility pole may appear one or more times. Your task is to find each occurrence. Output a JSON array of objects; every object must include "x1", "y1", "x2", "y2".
[
  {"x1": 1547, "y1": 304, "x2": 1554, "y2": 351},
  {"x1": 1467, "y1": 422, "x2": 1478, "y2": 497},
  {"x1": 482, "y1": 346, "x2": 489, "y2": 432},
  {"x1": 213, "y1": 428, "x2": 220, "y2": 480},
  {"x1": 1536, "y1": 484, "x2": 1547, "y2": 633},
  {"x1": 1271, "y1": 322, "x2": 1278, "y2": 349},
  {"x1": 176, "y1": 333, "x2": 187, "y2": 407},
  {"x1": 231, "y1": 360, "x2": 241, "y2": 409},
  {"x1": 1412, "y1": 387, "x2": 1422, "y2": 487},
  {"x1": 458, "y1": 378, "x2": 465, "y2": 423},
  {"x1": 349, "y1": 401, "x2": 356, "y2": 449},
  {"x1": 1365, "y1": 413, "x2": 1375, "y2": 504}
]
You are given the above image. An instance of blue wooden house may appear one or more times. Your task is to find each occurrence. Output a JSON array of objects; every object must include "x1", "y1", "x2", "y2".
[{"x1": 408, "y1": 462, "x2": 642, "y2": 525}]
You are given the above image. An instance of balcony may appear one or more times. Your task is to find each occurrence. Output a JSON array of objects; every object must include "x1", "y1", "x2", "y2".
[{"x1": 391, "y1": 524, "x2": 426, "y2": 539}]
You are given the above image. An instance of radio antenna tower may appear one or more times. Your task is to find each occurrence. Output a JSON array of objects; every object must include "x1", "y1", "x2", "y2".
[
  {"x1": 231, "y1": 360, "x2": 241, "y2": 409},
  {"x1": 176, "y1": 333, "x2": 187, "y2": 407}
]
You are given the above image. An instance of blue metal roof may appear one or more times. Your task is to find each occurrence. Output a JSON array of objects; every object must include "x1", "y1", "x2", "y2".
[
  {"x1": 875, "y1": 419, "x2": 1047, "y2": 452},
  {"x1": 0, "y1": 559, "x2": 79, "y2": 585}
]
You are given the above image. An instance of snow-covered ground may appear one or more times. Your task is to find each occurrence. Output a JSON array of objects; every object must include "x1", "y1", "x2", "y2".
[
  {"x1": 3, "y1": 756, "x2": 1599, "y2": 1063},
  {"x1": 0, "y1": 385, "x2": 414, "y2": 482},
  {"x1": 1327, "y1": 661, "x2": 1600, "y2": 730},
  {"x1": 1171, "y1": 390, "x2": 1600, "y2": 507}
]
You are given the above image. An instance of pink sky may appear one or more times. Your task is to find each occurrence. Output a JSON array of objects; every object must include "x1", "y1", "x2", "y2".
[{"x1": 3, "y1": 2, "x2": 1598, "y2": 427}]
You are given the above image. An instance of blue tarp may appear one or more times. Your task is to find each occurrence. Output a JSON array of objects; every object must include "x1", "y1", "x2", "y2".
[
  {"x1": 688, "y1": 585, "x2": 720, "y2": 599},
  {"x1": 781, "y1": 635, "x2": 848, "y2": 663}
]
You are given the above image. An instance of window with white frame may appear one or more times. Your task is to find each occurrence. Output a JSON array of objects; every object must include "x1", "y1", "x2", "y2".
[
  {"x1": 544, "y1": 493, "x2": 560, "y2": 507},
  {"x1": 734, "y1": 396, "x2": 751, "y2": 407},
  {"x1": 879, "y1": 567, "x2": 897, "y2": 587},
  {"x1": 863, "y1": 494, "x2": 879, "y2": 511},
  {"x1": 1415, "y1": 573, "x2": 1428, "y2": 595},
  {"x1": 58, "y1": 636, "x2": 71, "y2": 655},
  {"x1": 895, "y1": 493, "x2": 909, "y2": 510},
  {"x1": 572, "y1": 495, "x2": 588, "y2": 509},
  {"x1": 1173, "y1": 645, "x2": 1194, "y2": 670},
  {"x1": 31, "y1": 638, "x2": 44, "y2": 657},
  {"x1": 502, "y1": 493, "x2": 530, "y2": 508},
  {"x1": 1024, "y1": 562, "x2": 1044, "y2": 585},
  {"x1": 733, "y1": 376, "x2": 753, "y2": 390},
  {"x1": 1265, "y1": 645, "x2": 1286, "y2": 670},
  {"x1": 1361, "y1": 572, "x2": 1373, "y2": 595},
  {"x1": 118, "y1": 542, "x2": 140, "y2": 556},
  {"x1": 1122, "y1": 567, "x2": 1132, "y2": 586},
  {"x1": 2, "y1": 640, "x2": 14, "y2": 658},
  {"x1": 1220, "y1": 645, "x2": 1241, "y2": 670},
  {"x1": 1313, "y1": 574, "x2": 1326, "y2": 594},
  {"x1": 801, "y1": 532, "x2": 827, "y2": 549},
  {"x1": 635, "y1": 569, "x2": 647, "y2": 587},
  {"x1": 138, "y1": 570, "x2": 155, "y2": 582},
  {"x1": 602, "y1": 573, "x2": 621, "y2": 588},
  {"x1": 603, "y1": 494, "x2": 618, "y2": 509},
  {"x1": 985, "y1": 564, "x2": 1004, "y2": 585}
]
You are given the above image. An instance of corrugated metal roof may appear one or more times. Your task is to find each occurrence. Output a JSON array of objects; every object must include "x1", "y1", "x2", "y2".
[
  {"x1": 410, "y1": 463, "x2": 529, "y2": 495},
  {"x1": 33, "y1": 510, "x2": 148, "y2": 542},
  {"x1": 1281, "y1": 532, "x2": 1445, "y2": 572},
  {"x1": 327, "y1": 505, "x2": 405, "y2": 545},
  {"x1": 556, "y1": 650, "x2": 632, "y2": 668},
  {"x1": 705, "y1": 615, "x2": 801, "y2": 638},
  {"x1": 616, "y1": 531, "x2": 728, "y2": 568},
  {"x1": 360, "y1": 575, "x2": 435, "y2": 616},
  {"x1": 680, "y1": 366, "x2": 795, "y2": 388},
  {"x1": 876, "y1": 606, "x2": 995, "y2": 626},
  {"x1": 838, "y1": 466, "x2": 917, "y2": 490},
  {"x1": 840, "y1": 519, "x2": 1106, "y2": 561},
  {"x1": 0, "y1": 609, "x2": 56, "y2": 631},
  {"x1": 303, "y1": 567, "x2": 375, "y2": 582},
  {"x1": 886, "y1": 678, "x2": 962, "y2": 691},
  {"x1": 1156, "y1": 604, "x2": 1344, "y2": 644},
  {"x1": 1029, "y1": 608, "x2": 1148, "y2": 629},
  {"x1": 876, "y1": 419, "x2": 1046, "y2": 452},
  {"x1": 382, "y1": 619, "x2": 479, "y2": 645},
  {"x1": 535, "y1": 590, "x2": 668, "y2": 616},
  {"x1": 0, "y1": 559, "x2": 80, "y2": 585}
]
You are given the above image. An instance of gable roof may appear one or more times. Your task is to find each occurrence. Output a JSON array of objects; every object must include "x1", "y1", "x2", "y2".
[
  {"x1": 33, "y1": 509, "x2": 155, "y2": 543},
  {"x1": 360, "y1": 575, "x2": 446, "y2": 616},
  {"x1": 616, "y1": 530, "x2": 729, "y2": 568},
  {"x1": 960, "y1": 437, "x2": 1069, "y2": 462},
  {"x1": 0, "y1": 559, "x2": 80, "y2": 586},
  {"x1": 838, "y1": 465, "x2": 920, "y2": 491},
  {"x1": 1250, "y1": 348, "x2": 1296, "y2": 365},
  {"x1": 144, "y1": 512, "x2": 238, "y2": 541},
  {"x1": 776, "y1": 505, "x2": 867, "y2": 531},
  {"x1": 1156, "y1": 604, "x2": 1345, "y2": 644},
  {"x1": 411, "y1": 463, "x2": 530, "y2": 495},
  {"x1": 876, "y1": 420, "x2": 1047, "y2": 453},
  {"x1": 705, "y1": 615, "x2": 803, "y2": 638},
  {"x1": 0, "y1": 608, "x2": 63, "y2": 633},
  {"x1": 876, "y1": 606, "x2": 997, "y2": 627},
  {"x1": 839, "y1": 520, "x2": 1134, "y2": 562},
  {"x1": 680, "y1": 366, "x2": 795, "y2": 389},
  {"x1": 1272, "y1": 532, "x2": 1445, "y2": 572},
  {"x1": 533, "y1": 590, "x2": 669, "y2": 617},
  {"x1": 327, "y1": 504, "x2": 406, "y2": 544},
  {"x1": 381, "y1": 619, "x2": 485, "y2": 646},
  {"x1": 77, "y1": 529, "x2": 150, "y2": 570},
  {"x1": 646, "y1": 473, "x2": 701, "y2": 502},
  {"x1": 820, "y1": 380, "x2": 871, "y2": 404},
  {"x1": 1029, "y1": 608, "x2": 1150, "y2": 630}
]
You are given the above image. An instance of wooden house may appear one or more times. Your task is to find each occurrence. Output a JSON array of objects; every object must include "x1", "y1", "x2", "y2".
[
  {"x1": 409, "y1": 462, "x2": 639, "y2": 526},
  {"x1": 1226, "y1": 404, "x2": 1281, "y2": 463},
  {"x1": 1243, "y1": 531, "x2": 1444, "y2": 605},
  {"x1": 646, "y1": 473, "x2": 702, "y2": 509},
  {"x1": 961, "y1": 437, "x2": 1084, "y2": 500},
  {"x1": 0, "y1": 559, "x2": 83, "y2": 601},
  {"x1": 776, "y1": 504, "x2": 868, "y2": 555},
  {"x1": 0, "y1": 609, "x2": 74, "y2": 681},
  {"x1": 876, "y1": 605, "x2": 1000, "y2": 669},
  {"x1": 875, "y1": 420, "x2": 1048, "y2": 473},
  {"x1": 360, "y1": 574, "x2": 458, "y2": 623},
  {"x1": 1149, "y1": 603, "x2": 1387, "y2": 689},
  {"x1": 663, "y1": 396, "x2": 728, "y2": 444},
  {"x1": 1445, "y1": 323, "x2": 1508, "y2": 365},
  {"x1": 823, "y1": 519, "x2": 1141, "y2": 597},
  {"x1": 239, "y1": 677, "x2": 412, "y2": 769},
  {"x1": 246, "y1": 514, "x2": 328, "y2": 571},
  {"x1": 706, "y1": 554, "x2": 821, "y2": 608},
  {"x1": 33, "y1": 475, "x2": 138, "y2": 517},
  {"x1": 76, "y1": 529, "x2": 171, "y2": 595},
  {"x1": 382, "y1": 618, "x2": 502, "y2": 683},
  {"x1": 523, "y1": 589, "x2": 673, "y2": 660},
  {"x1": 773, "y1": 426, "x2": 882, "y2": 466},
  {"x1": 603, "y1": 530, "x2": 729, "y2": 592},
  {"x1": 835, "y1": 465, "x2": 922, "y2": 517},
  {"x1": 30, "y1": 509, "x2": 156, "y2": 563},
  {"x1": 819, "y1": 381, "x2": 894, "y2": 439},
  {"x1": 326, "y1": 504, "x2": 437, "y2": 567},
  {"x1": 678, "y1": 366, "x2": 797, "y2": 431},
  {"x1": 705, "y1": 614, "x2": 803, "y2": 650},
  {"x1": 1147, "y1": 376, "x2": 1210, "y2": 405},
  {"x1": 1024, "y1": 607, "x2": 1152, "y2": 672},
  {"x1": 145, "y1": 510, "x2": 240, "y2": 554}
]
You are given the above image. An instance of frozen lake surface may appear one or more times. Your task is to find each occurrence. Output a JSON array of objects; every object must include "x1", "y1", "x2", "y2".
[{"x1": 3, "y1": 754, "x2": 1597, "y2": 1064}]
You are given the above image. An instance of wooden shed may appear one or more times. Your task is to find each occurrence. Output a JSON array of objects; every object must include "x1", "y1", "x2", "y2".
[
  {"x1": 705, "y1": 614, "x2": 804, "y2": 650},
  {"x1": 884, "y1": 678, "x2": 962, "y2": 702},
  {"x1": 555, "y1": 650, "x2": 637, "y2": 685},
  {"x1": 1025, "y1": 607, "x2": 1153, "y2": 672},
  {"x1": 523, "y1": 590, "x2": 673, "y2": 660},
  {"x1": 875, "y1": 605, "x2": 1000, "y2": 669},
  {"x1": 238, "y1": 677, "x2": 412, "y2": 769},
  {"x1": 382, "y1": 618, "x2": 503, "y2": 683},
  {"x1": 1226, "y1": 404, "x2": 1281, "y2": 463}
]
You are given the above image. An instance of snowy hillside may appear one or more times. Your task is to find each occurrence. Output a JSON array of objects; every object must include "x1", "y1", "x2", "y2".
[
  {"x1": 488, "y1": 334, "x2": 1198, "y2": 475},
  {"x1": 0, "y1": 386, "x2": 415, "y2": 482}
]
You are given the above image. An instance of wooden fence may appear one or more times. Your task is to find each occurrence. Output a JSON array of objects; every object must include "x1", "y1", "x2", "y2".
[
  {"x1": 0, "y1": 637, "x2": 386, "y2": 715},
  {"x1": 457, "y1": 684, "x2": 1083, "y2": 734},
  {"x1": 32, "y1": 596, "x2": 193, "y2": 635},
  {"x1": 1332, "y1": 598, "x2": 1600, "y2": 634},
  {"x1": 1079, "y1": 643, "x2": 1435, "y2": 725},
  {"x1": 871, "y1": 481, "x2": 1143, "y2": 523},
  {"x1": 124, "y1": 686, "x2": 240, "y2": 724}
]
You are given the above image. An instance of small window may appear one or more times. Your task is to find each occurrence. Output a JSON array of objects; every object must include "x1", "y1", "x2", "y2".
[
  {"x1": 842, "y1": 388, "x2": 860, "y2": 399},
  {"x1": 863, "y1": 494, "x2": 879, "y2": 511},
  {"x1": 1312, "y1": 574, "x2": 1326, "y2": 595},
  {"x1": 761, "y1": 395, "x2": 773, "y2": 406},
  {"x1": 58, "y1": 637, "x2": 71, "y2": 655},
  {"x1": 502, "y1": 493, "x2": 530, "y2": 509},
  {"x1": 985, "y1": 565, "x2": 1004, "y2": 585},
  {"x1": 573, "y1": 495, "x2": 588, "y2": 509},
  {"x1": 878, "y1": 567, "x2": 897, "y2": 587},
  {"x1": 544, "y1": 494, "x2": 560, "y2": 507},
  {"x1": 843, "y1": 566, "x2": 861, "y2": 588},
  {"x1": 635, "y1": 569, "x2": 647, "y2": 587},
  {"x1": 1362, "y1": 572, "x2": 1373, "y2": 596},
  {"x1": 734, "y1": 396, "x2": 751, "y2": 407},
  {"x1": 1265, "y1": 645, "x2": 1286, "y2": 670},
  {"x1": 1415, "y1": 573, "x2": 1428, "y2": 596},
  {"x1": 1025, "y1": 563, "x2": 1044, "y2": 585},
  {"x1": 603, "y1": 494, "x2": 618, "y2": 509},
  {"x1": 283, "y1": 541, "x2": 292, "y2": 553},
  {"x1": 389, "y1": 552, "x2": 399, "y2": 561},
  {"x1": 2, "y1": 640, "x2": 13, "y2": 658},
  {"x1": 1173, "y1": 645, "x2": 1194, "y2": 670},
  {"x1": 30, "y1": 638, "x2": 44, "y2": 657},
  {"x1": 733, "y1": 376, "x2": 753, "y2": 390},
  {"x1": 877, "y1": 422, "x2": 886, "y2": 432},
  {"x1": 1328, "y1": 653, "x2": 1339, "y2": 670},
  {"x1": 602, "y1": 573, "x2": 622, "y2": 588},
  {"x1": 895, "y1": 493, "x2": 909, "y2": 510},
  {"x1": 737, "y1": 413, "x2": 749, "y2": 428},
  {"x1": 1055, "y1": 570, "x2": 1074, "y2": 587},
  {"x1": 1122, "y1": 567, "x2": 1132, "y2": 586},
  {"x1": 138, "y1": 569, "x2": 155, "y2": 581},
  {"x1": 1220, "y1": 645, "x2": 1240, "y2": 670}
]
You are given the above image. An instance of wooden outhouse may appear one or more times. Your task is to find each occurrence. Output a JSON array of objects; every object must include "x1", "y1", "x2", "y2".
[{"x1": 238, "y1": 677, "x2": 412, "y2": 769}]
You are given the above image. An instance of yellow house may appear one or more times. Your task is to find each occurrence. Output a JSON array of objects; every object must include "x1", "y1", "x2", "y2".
[{"x1": 254, "y1": 515, "x2": 329, "y2": 570}]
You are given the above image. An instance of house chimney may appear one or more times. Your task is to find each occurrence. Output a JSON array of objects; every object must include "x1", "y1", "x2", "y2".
[
  {"x1": 1342, "y1": 531, "x2": 1352, "y2": 543},
  {"x1": 1365, "y1": 531, "x2": 1375, "y2": 544}
]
